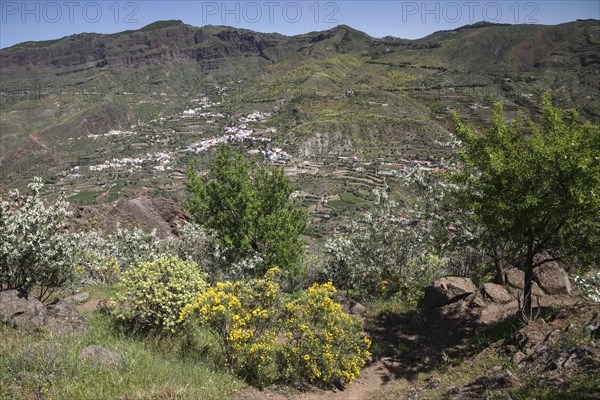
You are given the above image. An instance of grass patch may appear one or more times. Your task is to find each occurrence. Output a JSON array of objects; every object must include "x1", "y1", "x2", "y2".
[
  {"x1": 327, "y1": 199, "x2": 347, "y2": 209},
  {"x1": 471, "y1": 314, "x2": 524, "y2": 352},
  {"x1": 327, "y1": 192, "x2": 369, "y2": 209},
  {"x1": 106, "y1": 192, "x2": 126, "y2": 203},
  {"x1": 376, "y1": 347, "x2": 511, "y2": 400},
  {"x1": 0, "y1": 311, "x2": 242, "y2": 400},
  {"x1": 507, "y1": 371, "x2": 600, "y2": 400},
  {"x1": 339, "y1": 191, "x2": 369, "y2": 204},
  {"x1": 68, "y1": 191, "x2": 102, "y2": 203}
]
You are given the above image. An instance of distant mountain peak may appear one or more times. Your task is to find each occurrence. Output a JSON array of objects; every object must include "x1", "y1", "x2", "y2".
[
  {"x1": 137, "y1": 20, "x2": 185, "y2": 32},
  {"x1": 455, "y1": 21, "x2": 511, "y2": 30}
]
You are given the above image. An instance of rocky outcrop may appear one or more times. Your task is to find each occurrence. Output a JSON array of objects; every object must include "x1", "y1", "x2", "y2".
[
  {"x1": 503, "y1": 304, "x2": 599, "y2": 374},
  {"x1": 0, "y1": 290, "x2": 88, "y2": 334},
  {"x1": 483, "y1": 283, "x2": 513, "y2": 304},
  {"x1": 0, "y1": 290, "x2": 46, "y2": 329},
  {"x1": 70, "y1": 196, "x2": 188, "y2": 238},
  {"x1": 44, "y1": 300, "x2": 88, "y2": 335},
  {"x1": 533, "y1": 255, "x2": 572, "y2": 295},
  {"x1": 423, "y1": 277, "x2": 476, "y2": 308}
]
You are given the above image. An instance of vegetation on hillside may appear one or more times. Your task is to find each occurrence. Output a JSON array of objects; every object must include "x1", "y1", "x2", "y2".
[
  {"x1": 452, "y1": 94, "x2": 600, "y2": 318},
  {"x1": 186, "y1": 146, "x2": 308, "y2": 284},
  {"x1": 0, "y1": 32, "x2": 599, "y2": 398}
]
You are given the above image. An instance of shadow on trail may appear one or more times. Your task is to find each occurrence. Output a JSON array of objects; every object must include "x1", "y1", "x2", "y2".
[{"x1": 365, "y1": 302, "x2": 520, "y2": 384}]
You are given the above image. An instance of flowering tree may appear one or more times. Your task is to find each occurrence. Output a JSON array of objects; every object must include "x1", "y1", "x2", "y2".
[
  {"x1": 69, "y1": 224, "x2": 164, "y2": 283},
  {"x1": 0, "y1": 178, "x2": 76, "y2": 301},
  {"x1": 323, "y1": 189, "x2": 446, "y2": 301}
]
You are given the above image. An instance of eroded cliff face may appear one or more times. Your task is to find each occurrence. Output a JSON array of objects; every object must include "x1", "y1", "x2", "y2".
[
  {"x1": 0, "y1": 24, "x2": 285, "y2": 71},
  {"x1": 0, "y1": 21, "x2": 377, "y2": 77}
]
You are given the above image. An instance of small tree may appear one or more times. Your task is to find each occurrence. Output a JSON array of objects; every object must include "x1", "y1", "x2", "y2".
[
  {"x1": 186, "y1": 146, "x2": 308, "y2": 280},
  {"x1": 452, "y1": 95, "x2": 600, "y2": 319},
  {"x1": 0, "y1": 178, "x2": 76, "y2": 301}
]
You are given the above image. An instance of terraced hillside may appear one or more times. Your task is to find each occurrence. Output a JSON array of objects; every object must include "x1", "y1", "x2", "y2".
[{"x1": 1, "y1": 20, "x2": 598, "y2": 215}]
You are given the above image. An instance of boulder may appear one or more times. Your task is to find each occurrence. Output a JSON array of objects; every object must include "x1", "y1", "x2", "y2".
[
  {"x1": 533, "y1": 258, "x2": 572, "y2": 295},
  {"x1": 350, "y1": 302, "x2": 367, "y2": 316},
  {"x1": 0, "y1": 289, "x2": 46, "y2": 329},
  {"x1": 505, "y1": 268, "x2": 525, "y2": 289},
  {"x1": 512, "y1": 351, "x2": 526, "y2": 366},
  {"x1": 479, "y1": 301, "x2": 519, "y2": 325},
  {"x1": 531, "y1": 282, "x2": 546, "y2": 297},
  {"x1": 44, "y1": 300, "x2": 88, "y2": 335},
  {"x1": 483, "y1": 283, "x2": 513, "y2": 304},
  {"x1": 469, "y1": 296, "x2": 487, "y2": 308},
  {"x1": 508, "y1": 280, "x2": 545, "y2": 299},
  {"x1": 79, "y1": 345, "x2": 125, "y2": 368},
  {"x1": 423, "y1": 277, "x2": 476, "y2": 308}
]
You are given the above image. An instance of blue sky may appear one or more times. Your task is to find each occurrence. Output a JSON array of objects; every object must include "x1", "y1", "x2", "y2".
[{"x1": 1, "y1": 1, "x2": 599, "y2": 48}]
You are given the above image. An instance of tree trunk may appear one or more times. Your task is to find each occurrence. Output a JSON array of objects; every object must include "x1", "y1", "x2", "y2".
[
  {"x1": 522, "y1": 241, "x2": 535, "y2": 321},
  {"x1": 492, "y1": 246, "x2": 506, "y2": 285}
]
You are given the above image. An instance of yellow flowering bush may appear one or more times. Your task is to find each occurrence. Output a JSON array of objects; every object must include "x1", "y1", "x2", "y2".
[
  {"x1": 282, "y1": 282, "x2": 371, "y2": 385},
  {"x1": 180, "y1": 268, "x2": 371, "y2": 388},
  {"x1": 113, "y1": 256, "x2": 207, "y2": 333},
  {"x1": 180, "y1": 268, "x2": 282, "y2": 385}
]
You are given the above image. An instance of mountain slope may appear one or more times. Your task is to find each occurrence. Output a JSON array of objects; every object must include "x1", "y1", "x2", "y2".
[{"x1": 0, "y1": 20, "x2": 598, "y2": 190}]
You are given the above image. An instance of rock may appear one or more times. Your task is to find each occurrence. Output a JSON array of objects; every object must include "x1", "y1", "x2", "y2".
[
  {"x1": 531, "y1": 282, "x2": 546, "y2": 297},
  {"x1": 509, "y1": 281, "x2": 545, "y2": 299},
  {"x1": 505, "y1": 268, "x2": 525, "y2": 289},
  {"x1": 423, "y1": 277, "x2": 476, "y2": 308},
  {"x1": 334, "y1": 295, "x2": 353, "y2": 314},
  {"x1": 504, "y1": 344, "x2": 517, "y2": 354},
  {"x1": 469, "y1": 296, "x2": 486, "y2": 308},
  {"x1": 44, "y1": 301, "x2": 88, "y2": 335},
  {"x1": 550, "y1": 351, "x2": 577, "y2": 370},
  {"x1": 524, "y1": 347, "x2": 535, "y2": 357},
  {"x1": 79, "y1": 345, "x2": 125, "y2": 368},
  {"x1": 0, "y1": 289, "x2": 47, "y2": 329},
  {"x1": 64, "y1": 292, "x2": 90, "y2": 303},
  {"x1": 544, "y1": 329, "x2": 562, "y2": 344},
  {"x1": 561, "y1": 352, "x2": 578, "y2": 369},
  {"x1": 533, "y1": 254, "x2": 572, "y2": 295},
  {"x1": 480, "y1": 303, "x2": 503, "y2": 325},
  {"x1": 512, "y1": 351, "x2": 526, "y2": 365},
  {"x1": 585, "y1": 313, "x2": 600, "y2": 338},
  {"x1": 349, "y1": 302, "x2": 367, "y2": 316},
  {"x1": 483, "y1": 283, "x2": 513, "y2": 304}
]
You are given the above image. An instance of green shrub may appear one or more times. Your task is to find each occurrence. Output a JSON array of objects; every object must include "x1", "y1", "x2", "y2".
[
  {"x1": 113, "y1": 257, "x2": 207, "y2": 333},
  {"x1": 180, "y1": 269, "x2": 371, "y2": 388}
]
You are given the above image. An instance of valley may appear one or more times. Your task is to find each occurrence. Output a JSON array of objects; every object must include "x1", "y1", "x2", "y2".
[
  {"x1": 2, "y1": 20, "x2": 599, "y2": 221},
  {"x1": 1, "y1": 17, "x2": 599, "y2": 400}
]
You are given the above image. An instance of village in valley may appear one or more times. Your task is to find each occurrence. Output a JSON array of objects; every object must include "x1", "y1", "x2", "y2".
[{"x1": 51, "y1": 85, "x2": 446, "y2": 223}]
